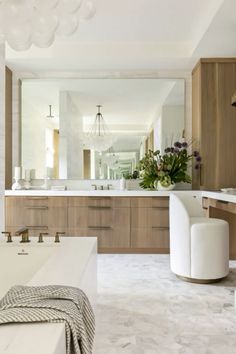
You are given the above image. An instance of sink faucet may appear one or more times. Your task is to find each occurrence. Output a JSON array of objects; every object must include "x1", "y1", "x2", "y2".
[
  {"x1": 107, "y1": 184, "x2": 112, "y2": 190},
  {"x1": 91, "y1": 184, "x2": 97, "y2": 190},
  {"x1": 15, "y1": 227, "x2": 30, "y2": 243}
]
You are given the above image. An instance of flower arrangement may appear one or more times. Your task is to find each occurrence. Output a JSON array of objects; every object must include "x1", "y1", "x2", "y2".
[{"x1": 138, "y1": 141, "x2": 201, "y2": 190}]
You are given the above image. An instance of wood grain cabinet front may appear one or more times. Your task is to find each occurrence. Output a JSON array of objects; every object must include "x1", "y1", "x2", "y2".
[
  {"x1": 5, "y1": 196, "x2": 170, "y2": 253},
  {"x1": 5, "y1": 197, "x2": 68, "y2": 237},
  {"x1": 67, "y1": 197, "x2": 130, "y2": 250},
  {"x1": 130, "y1": 197, "x2": 169, "y2": 252}
]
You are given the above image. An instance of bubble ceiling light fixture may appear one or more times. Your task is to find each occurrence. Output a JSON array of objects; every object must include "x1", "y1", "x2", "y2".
[{"x1": 0, "y1": 0, "x2": 96, "y2": 51}]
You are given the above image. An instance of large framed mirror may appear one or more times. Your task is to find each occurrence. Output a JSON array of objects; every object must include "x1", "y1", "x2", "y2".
[{"x1": 21, "y1": 78, "x2": 185, "y2": 180}]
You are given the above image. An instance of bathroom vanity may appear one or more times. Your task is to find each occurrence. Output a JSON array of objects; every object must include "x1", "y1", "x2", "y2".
[
  {"x1": 6, "y1": 189, "x2": 236, "y2": 257},
  {"x1": 4, "y1": 190, "x2": 201, "y2": 254}
]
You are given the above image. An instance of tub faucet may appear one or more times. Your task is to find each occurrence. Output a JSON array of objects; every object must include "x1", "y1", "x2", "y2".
[
  {"x1": 55, "y1": 232, "x2": 65, "y2": 243},
  {"x1": 15, "y1": 228, "x2": 30, "y2": 243},
  {"x1": 2, "y1": 231, "x2": 12, "y2": 243}
]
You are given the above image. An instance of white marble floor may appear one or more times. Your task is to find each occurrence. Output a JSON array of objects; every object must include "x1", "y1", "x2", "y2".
[{"x1": 94, "y1": 254, "x2": 236, "y2": 354}]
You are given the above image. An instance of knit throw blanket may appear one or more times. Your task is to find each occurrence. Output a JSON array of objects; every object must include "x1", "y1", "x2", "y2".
[{"x1": 0, "y1": 285, "x2": 95, "y2": 354}]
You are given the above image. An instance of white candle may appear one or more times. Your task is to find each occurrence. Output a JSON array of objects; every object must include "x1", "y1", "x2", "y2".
[
  {"x1": 14, "y1": 167, "x2": 21, "y2": 180},
  {"x1": 25, "y1": 169, "x2": 31, "y2": 181}
]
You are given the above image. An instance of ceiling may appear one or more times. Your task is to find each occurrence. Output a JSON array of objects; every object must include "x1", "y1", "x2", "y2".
[{"x1": 6, "y1": 0, "x2": 236, "y2": 72}]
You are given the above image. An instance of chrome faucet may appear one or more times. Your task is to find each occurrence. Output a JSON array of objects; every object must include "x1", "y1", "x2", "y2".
[
  {"x1": 15, "y1": 227, "x2": 30, "y2": 243},
  {"x1": 107, "y1": 184, "x2": 112, "y2": 190},
  {"x1": 91, "y1": 184, "x2": 97, "y2": 190}
]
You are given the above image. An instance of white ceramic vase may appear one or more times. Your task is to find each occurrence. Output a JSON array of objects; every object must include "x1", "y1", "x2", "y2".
[{"x1": 156, "y1": 181, "x2": 175, "y2": 191}]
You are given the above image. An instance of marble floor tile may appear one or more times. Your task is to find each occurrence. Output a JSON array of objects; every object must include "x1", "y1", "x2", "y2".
[{"x1": 94, "y1": 255, "x2": 236, "y2": 353}]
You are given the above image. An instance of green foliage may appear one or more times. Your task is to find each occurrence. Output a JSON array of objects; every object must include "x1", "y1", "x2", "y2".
[{"x1": 138, "y1": 144, "x2": 199, "y2": 190}]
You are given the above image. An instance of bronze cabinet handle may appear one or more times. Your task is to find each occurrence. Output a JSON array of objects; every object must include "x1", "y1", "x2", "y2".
[
  {"x1": 88, "y1": 206, "x2": 111, "y2": 209},
  {"x1": 151, "y1": 226, "x2": 169, "y2": 230},
  {"x1": 25, "y1": 206, "x2": 48, "y2": 210},
  {"x1": 26, "y1": 197, "x2": 48, "y2": 200},
  {"x1": 88, "y1": 226, "x2": 112, "y2": 230},
  {"x1": 26, "y1": 226, "x2": 48, "y2": 229},
  {"x1": 217, "y1": 200, "x2": 229, "y2": 204}
]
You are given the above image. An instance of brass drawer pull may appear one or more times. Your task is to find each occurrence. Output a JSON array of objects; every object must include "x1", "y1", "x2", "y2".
[
  {"x1": 90, "y1": 197, "x2": 111, "y2": 200},
  {"x1": 25, "y1": 206, "x2": 48, "y2": 210},
  {"x1": 152, "y1": 207, "x2": 169, "y2": 210},
  {"x1": 26, "y1": 226, "x2": 48, "y2": 229},
  {"x1": 88, "y1": 226, "x2": 112, "y2": 230},
  {"x1": 88, "y1": 206, "x2": 111, "y2": 209},
  {"x1": 152, "y1": 226, "x2": 169, "y2": 230},
  {"x1": 217, "y1": 200, "x2": 229, "y2": 204},
  {"x1": 26, "y1": 197, "x2": 48, "y2": 200}
]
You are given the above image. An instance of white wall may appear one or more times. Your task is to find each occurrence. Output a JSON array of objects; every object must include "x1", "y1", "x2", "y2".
[
  {"x1": 161, "y1": 105, "x2": 185, "y2": 149},
  {"x1": 59, "y1": 92, "x2": 84, "y2": 179},
  {"x1": 0, "y1": 44, "x2": 5, "y2": 231},
  {"x1": 22, "y1": 101, "x2": 46, "y2": 178}
]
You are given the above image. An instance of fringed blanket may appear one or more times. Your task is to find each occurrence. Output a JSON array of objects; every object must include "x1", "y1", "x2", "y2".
[{"x1": 0, "y1": 285, "x2": 95, "y2": 354}]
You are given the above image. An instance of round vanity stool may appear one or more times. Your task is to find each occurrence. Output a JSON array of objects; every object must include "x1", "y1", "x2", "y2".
[{"x1": 169, "y1": 193, "x2": 229, "y2": 283}]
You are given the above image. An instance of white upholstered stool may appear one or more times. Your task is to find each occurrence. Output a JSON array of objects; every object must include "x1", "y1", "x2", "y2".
[{"x1": 169, "y1": 193, "x2": 229, "y2": 283}]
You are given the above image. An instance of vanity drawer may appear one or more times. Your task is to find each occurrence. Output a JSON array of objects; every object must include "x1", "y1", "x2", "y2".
[
  {"x1": 131, "y1": 207, "x2": 169, "y2": 228},
  {"x1": 67, "y1": 227, "x2": 130, "y2": 249},
  {"x1": 130, "y1": 197, "x2": 169, "y2": 208},
  {"x1": 24, "y1": 207, "x2": 48, "y2": 228},
  {"x1": 131, "y1": 228, "x2": 169, "y2": 249}
]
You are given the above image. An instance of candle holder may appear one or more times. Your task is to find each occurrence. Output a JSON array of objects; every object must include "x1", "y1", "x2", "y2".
[{"x1": 12, "y1": 177, "x2": 22, "y2": 190}]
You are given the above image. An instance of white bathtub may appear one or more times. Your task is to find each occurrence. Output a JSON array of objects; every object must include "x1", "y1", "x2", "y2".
[{"x1": 0, "y1": 237, "x2": 97, "y2": 354}]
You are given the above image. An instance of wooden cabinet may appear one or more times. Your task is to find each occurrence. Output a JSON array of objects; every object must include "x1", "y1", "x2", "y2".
[
  {"x1": 130, "y1": 197, "x2": 169, "y2": 252},
  {"x1": 67, "y1": 197, "x2": 130, "y2": 251},
  {"x1": 5, "y1": 196, "x2": 68, "y2": 237},
  {"x1": 5, "y1": 196, "x2": 169, "y2": 253},
  {"x1": 202, "y1": 197, "x2": 236, "y2": 260},
  {"x1": 192, "y1": 58, "x2": 236, "y2": 190}
]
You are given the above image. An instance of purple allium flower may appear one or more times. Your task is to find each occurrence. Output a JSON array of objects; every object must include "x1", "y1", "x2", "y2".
[
  {"x1": 174, "y1": 148, "x2": 179, "y2": 153},
  {"x1": 193, "y1": 150, "x2": 199, "y2": 157},
  {"x1": 165, "y1": 147, "x2": 171, "y2": 153},
  {"x1": 194, "y1": 164, "x2": 200, "y2": 170},
  {"x1": 170, "y1": 147, "x2": 175, "y2": 153},
  {"x1": 196, "y1": 156, "x2": 201, "y2": 162},
  {"x1": 182, "y1": 142, "x2": 188, "y2": 148},
  {"x1": 174, "y1": 141, "x2": 182, "y2": 148}
]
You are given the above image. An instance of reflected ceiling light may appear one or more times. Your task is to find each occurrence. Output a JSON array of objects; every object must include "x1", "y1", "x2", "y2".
[
  {"x1": 86, "y1": 105, "x2": 114, "y2": 152},
  {"x1": 103, "y1": 148, "x2": 119, "y2": 168},
  {"x1": 46, "y1": 105, "x2": 55, "y2": 118},
  {"x1": 0, "y1": 0, "x2": 96, "y2": 51}
]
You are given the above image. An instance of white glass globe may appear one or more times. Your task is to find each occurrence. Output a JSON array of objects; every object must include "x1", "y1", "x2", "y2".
[
  {"x1": 79, "y1": 0, "x2": 96, "y2": 20},
  {"x1": 56, "y1": 13, "x2": 79, "y2": 36},
  {"x1": 32, "y1": 31, "x2": 55, "y2": 48}
]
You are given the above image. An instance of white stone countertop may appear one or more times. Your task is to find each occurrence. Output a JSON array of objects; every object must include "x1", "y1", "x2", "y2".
[
  {"x1": 5, "y1": 189, "x2": 201, "y2": 197},
  {"x1": 5, "y1": 189, "x2": 236, "y2": 203}
]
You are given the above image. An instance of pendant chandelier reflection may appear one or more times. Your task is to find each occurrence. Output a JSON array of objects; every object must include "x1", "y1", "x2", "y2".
[
  {"x1": 86, "y1": 105, "x2": 114, "y2": 152},
  {"x1": 0, "y1": 0, "x2": 96, "y2": 51},
  {"x1": 103, "y1": 148, "x2": 119, "y2": 169}
]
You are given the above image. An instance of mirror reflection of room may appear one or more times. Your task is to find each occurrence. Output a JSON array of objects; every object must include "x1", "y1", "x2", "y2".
[{"x1": 21, "y1": 78, "x2": 185, "y2": 180}]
